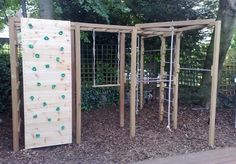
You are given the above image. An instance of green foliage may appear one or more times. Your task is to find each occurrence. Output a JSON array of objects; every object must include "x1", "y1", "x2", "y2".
[
  {"x1": 0, "y1": 0, "x2": 20, "y2": 29},
  {"x1": 81, "y1": 60, "x2": 119, "y2": 111},
  {"x1": 81, "y1": 84, "x2": 119, "y2": 111},
  {"x1": 0, "y1": 46, "x2": 11, "y2": 113}
]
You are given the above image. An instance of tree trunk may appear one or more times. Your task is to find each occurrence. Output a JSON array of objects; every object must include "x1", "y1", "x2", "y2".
[
  {"x1": 199, "y1": 0, "x2": 236, "y2": 105},
  {"x1": 39, "y1": 0, "x2": 53, "y2": 19},
  {"x1": 21, "y1": 0, "x2": 27, "y2": 17}
]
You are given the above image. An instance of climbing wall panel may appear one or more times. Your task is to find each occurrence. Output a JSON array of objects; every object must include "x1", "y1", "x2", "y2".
[{"x1": 21, "y1": 18, "x2": 72, "y2": 149}]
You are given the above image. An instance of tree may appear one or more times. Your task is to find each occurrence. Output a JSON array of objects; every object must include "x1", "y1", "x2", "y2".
[
  {"x1": 199, "y1": 0, "x2": 236, "y2": 104},
  {"x1": 39, "y1": 0, "x2": 53, "y2": 19},
  {"x1": 20, "y1": 0, "x2": 27, "y2": 17},
  {"x1": 0, "y1": 0, "x2": 19, "y2": 29}
]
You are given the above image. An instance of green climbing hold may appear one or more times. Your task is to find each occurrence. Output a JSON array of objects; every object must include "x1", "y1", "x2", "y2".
[
  {"x1": 60, "y1": 47, "x2": 64, "y2": 51},
  {"x1": 37, "y1": 82, "x2": 41, "y2": 86},
  {"x1": 45, "y1": 64, "x2": 50, "y2": 68},
  {"x1": 61, "y1": 73, "x2": 65, "y2": 78},
  {"x1": 30, "y1": 96, "x2": 34, "y2": 101},
  {"x1": 28, "y1": 23, "x2": 33, "y2": 29},
  {"x1": 28, "y1": 44, "x2": 34, "y2": 49},
  {"x1": 61, "y1": 125, "x2": 65, "y2": 131},
  {"x1": 56, "y1": 57, "x2": 60, "y2": 62},
  {"x1": 58, "y1": 31, "x2": 63, "y2": 35},
  {"x1": 48, "y1": 118, "x2": 52, "y2": 122},
  {"x1": 44, "y1": 36, "x2": 49, "y2": 40},
  {"x1": 56, "y1": 107, "x2": 60, "y2": 112},
  {"x1": 32, "y1": 67, "x2": 37, "y2": 71},
  {"x1": 33, "y1": 114, "x2": 37, "y2": 119},
  {"x1": 43, "y1": 102, "x2": 47, "y2": 107},
  {"x1": 35, "y1": 133, "x2": 40, "y2": 138},
  {"x1": 51, "y1": 84, "x2": 56, "y2": 89},
  {"x1": 61, "y1": 95, "x2": 65, "y2": 99},
  {"x1": 35, "y1": 53, "x2": 40, "y2": 58}
]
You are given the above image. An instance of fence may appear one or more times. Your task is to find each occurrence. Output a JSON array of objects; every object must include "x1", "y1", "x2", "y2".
[{"x1": 0, "y1": 42, "x2": 235, "y2": 97}]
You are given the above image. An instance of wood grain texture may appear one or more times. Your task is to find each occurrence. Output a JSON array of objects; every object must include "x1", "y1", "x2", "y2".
[
  {"x1": 9, "y1": 17, "x2": 20, "y2": 151},
  {"x1": 21, "y1": 18, "x2": 72, "y2": 149}
]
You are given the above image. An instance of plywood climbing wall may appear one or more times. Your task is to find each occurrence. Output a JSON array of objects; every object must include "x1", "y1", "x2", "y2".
[{"x1": 21, "y1": 18, "x2": 72, "y2": 149}]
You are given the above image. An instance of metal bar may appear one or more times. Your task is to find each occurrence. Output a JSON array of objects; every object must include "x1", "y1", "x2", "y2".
[
  {"x1": 180, "y1": 67, "x2": 211, "y2": 72},
  {"x1": 92, "y1": 84, "x2": 120, "y2": 88}
]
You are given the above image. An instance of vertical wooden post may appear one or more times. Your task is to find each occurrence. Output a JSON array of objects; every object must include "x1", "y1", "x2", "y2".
[
  {"x1": 130, "y1": 27, "x2": 137, "y2": 137},
  {"x1": 9, "y1": 17, "x2": 20, "y2": 151},
  {"x1": 159, "y1": 36, "x2": 166, "y2": 122},
  {"x1": 71, "y1": 29, "x2": 76, "y2": 137},
  {"x1": 75, "y1": 25, "x2": 82, "y2": 144},
  {"x1": 119, "y1": 33, "x2": 125, "y2": 127},
  {"x1": 140, "y1": 37, "x2": 144, "y2": 109},
  {"x1": 209, "y1": 21, "x2": 221, "y2": 147},
  {"x1": 173, "y1": 33, "x2": 181, "y2": 129}
]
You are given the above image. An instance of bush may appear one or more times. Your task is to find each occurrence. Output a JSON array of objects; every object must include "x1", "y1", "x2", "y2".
[
  {"x1": 81, "y1": 83, "x2": 119, "y2": 111},
  {"x1": 0, "y1": 51, "x2": 11, "y2": 113}
]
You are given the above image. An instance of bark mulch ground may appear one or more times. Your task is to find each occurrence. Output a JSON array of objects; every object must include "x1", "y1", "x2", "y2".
[{"x1": 0, "y1": 103, "x2": 236, "y2": 164}]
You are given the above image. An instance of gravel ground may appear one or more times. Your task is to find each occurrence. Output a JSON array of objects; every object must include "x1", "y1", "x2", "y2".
[{"x1": 0, "y1": 103, "x2": 236, "y2": 164}]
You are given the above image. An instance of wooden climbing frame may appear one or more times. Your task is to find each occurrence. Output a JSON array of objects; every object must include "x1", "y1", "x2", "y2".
[{"x1": 9, "y1": 18, "x2": 221, "y2": 151}]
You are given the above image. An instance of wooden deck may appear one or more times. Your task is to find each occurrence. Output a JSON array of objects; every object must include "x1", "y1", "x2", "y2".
[{"x1": 139, "y1": 147, "x2": 236, "y2": 164}]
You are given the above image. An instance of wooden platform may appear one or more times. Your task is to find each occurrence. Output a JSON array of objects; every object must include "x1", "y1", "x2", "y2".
[{"x1": 139, "y1": 147, "x2": 236, "y2": 164}]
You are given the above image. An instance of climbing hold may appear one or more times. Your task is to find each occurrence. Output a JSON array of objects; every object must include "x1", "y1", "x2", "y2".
[
  {"x1": 35, "y1": 133, "x2": 40, "y2": 139},
  {"x1": 32, "y1": 67, "x2": 37, "y2": 71},
  {"x1": 45, "y1": 64, "x2": 50, "y2": 68},
  {"x1": 61, "y1": 73, "x2": 65, "y2": 78},
  {"x1": 60, "y1": 47, "x2": 64, "y2": 51},
  {"x1": 51, "y1": 84, "x2": 56, "y2": 89},
  {"x1": 56, "y1": 57, "x2": 60, "y2": 62},
  {"x1": 33, "y1": 114, "x2": 37, "y2": 119},
  {"x1": 56, "y1": 107, "x2": 60, "y2": 112},
  {"x1": 35, "y1": 53, "x2": 40, "y2": 58},
  {"x1": 61, "y1": 95, "x2": 65, "y2": 99},
  {"x1": 30, "y1": 96, "x2": 34, "y2": 101},
  {"x1": 48, "y1": 118, "x2": 52, "y2": 122},
  {"x1": 61, "y1": 125, "x2": 65, "y2": 131},
  {"x1": 28, "y1": 44, "x2": 34, "y2": 49},
  {"x1": 58, "y1": 31, "x2": 63, "y2": 35},
  {"x1": 43, "y1": 102, "x2": 47, "y2": 107},
  {"x1": 44, "y1": 36, "x2": 49, "y2": 40},
  {"x1": 37, "y1": 82, "x2": 41, "y2": 86},
  {"x1": 28, "y1": 23, "x2": 33, "y2": 29}
]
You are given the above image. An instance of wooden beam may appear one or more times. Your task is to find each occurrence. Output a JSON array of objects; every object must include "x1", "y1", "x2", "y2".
[
  {"x1": 140, "y1": 37, "x2": 144, "y2": 109},
  {"x1": 209, "y1": 21, "x2": 221, "y2": 147},
  {"x1": 173, "y1": 33, "x2": 181, "y2": 129},
  {"x1": 75, "y1": 25, "x2": 82, "y2": 144},
  {"x1": 142, "y1": 27, "x2": 173, "y2": 32},
  {"x1": 159, "y1": 36, "x2": 166, "y2": 123},
  {"x1": 136, "y1": 19, "x2": 216, "y2": 28},
  {"x1": 176, "y1": 25, "x2": 206, "y2": 32},
  {"x1": 71, "y1": 29, "x2": 76, "y2": 138},
  {"x1": 119, "y1": 33, "x2": 126, "y2": 127},
  {"x1": 73, "y1": 22, "x2": 133, "y2": 31},
  {"x1": 9, "y1": 17, "x2": 20, "y2": 151},
  {"x1": 130, "y1": 27, "x2": 137, "y2": 138}
]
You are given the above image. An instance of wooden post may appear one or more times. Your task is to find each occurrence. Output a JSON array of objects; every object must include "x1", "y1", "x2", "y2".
[
  {"x1": 140, "y1": 37, "x2": 144, "y2": 109},
  {"x1": 71, "y1": 29, "x2": 76, "y2": 137},
  {"x1": 9, "y1": 17, "x2": 20, "y2": 151},
  {"x1": 120, "y1": 33, "x2": 126, "y2": 127},
  {"x1": 130, "y1": 27, "x2": 137, "y2": 137},
  {"x1": 173, "y1": 33, "x2": 181, "y2": 129},
  {"x1": 159, "y1": 36, "x2": 166, "y2": 122},
  {"x1": 209, "y1": 21, "x2": 221, "y2": 147},
  {"x1": 75, "y1": 25, "x2": 82, "y2": 144}
]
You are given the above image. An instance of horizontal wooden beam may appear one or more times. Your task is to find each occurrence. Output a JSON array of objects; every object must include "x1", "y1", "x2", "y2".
[
  {"x1": 176, "y1": 25, "x2": 206, "y2": 32},
  {"x1": 73, "y1": 22, "x2": 133, "y2": 30},
  {"x1": 136, "y1": 19, "x2": 216, "y2": 28}
]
